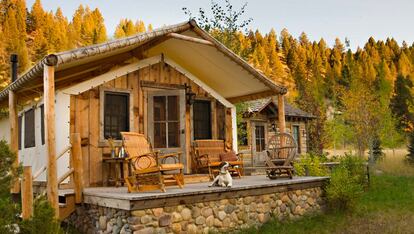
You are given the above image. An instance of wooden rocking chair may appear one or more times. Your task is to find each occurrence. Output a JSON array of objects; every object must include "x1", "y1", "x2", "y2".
[
  {"x1": 121, "y1": 132, "x2": 184, "y2": 192},
  {"x1": 265, "y1": 133, "x2": 298, "y2": 179}
]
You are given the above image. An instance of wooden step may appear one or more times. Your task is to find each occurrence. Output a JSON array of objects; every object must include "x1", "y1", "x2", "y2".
[{"x1": 58, "y1": 193, "x2": 75, "y2": 221}]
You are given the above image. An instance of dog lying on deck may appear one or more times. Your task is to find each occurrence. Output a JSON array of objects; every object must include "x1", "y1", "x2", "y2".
[{"x1": 209, "y1": 161, "x2": 232, "y2": 187}]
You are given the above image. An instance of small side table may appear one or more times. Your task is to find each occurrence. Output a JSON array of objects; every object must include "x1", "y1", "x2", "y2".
[{"x1": 102, "y1": 156, "x2": 129, "y2": 187}]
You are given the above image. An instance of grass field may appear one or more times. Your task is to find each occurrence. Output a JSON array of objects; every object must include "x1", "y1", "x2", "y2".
[{"x1": 243, "y1": 149, "x2": 414, "y2": 234}]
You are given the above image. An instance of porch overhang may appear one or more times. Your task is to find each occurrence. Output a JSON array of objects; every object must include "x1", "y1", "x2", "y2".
[{"x1": 0, "y1": 20, "x2": 286, "y2": 108}]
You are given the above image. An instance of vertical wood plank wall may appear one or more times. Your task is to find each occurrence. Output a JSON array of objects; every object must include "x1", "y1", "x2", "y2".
[{"x1": 70, "y1": 62, "x2": 227, "y2": 186}]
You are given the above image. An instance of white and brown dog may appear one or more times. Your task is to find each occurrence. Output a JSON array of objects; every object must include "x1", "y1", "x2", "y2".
[{"x1": 209, "y1": 161, "x2": 232, "y2": 187}]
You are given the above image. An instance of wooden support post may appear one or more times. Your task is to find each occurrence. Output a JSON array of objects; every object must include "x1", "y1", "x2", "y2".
[
  {"x1": 71, "y1": 133, "x2": 83, "y2": 204},
  {"x1": 278, "y1": 95, "x2": 286, "y2": 134},
  {"x1": 9, "y1": 90, "x2": 20, "y2": 193},
  {"x1": 21, "y1": 166, "x2": 33, "y2": 220},
  {"x1": 185, "y1": 106, "x2": 191, "y2": 173},
  {"x1": 225, "y1": 108, "x2": 233, "y2": 151},
  {"x1": 44, "y1": 64, "x2": 59, "y2": 218},
  {"x1": 211, "y1": 100, "x2": 217, "y2": 139}
]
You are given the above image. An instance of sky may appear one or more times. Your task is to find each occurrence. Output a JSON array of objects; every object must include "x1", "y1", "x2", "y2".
[{"x1": 26, "y1": 0, "x2": 414, "y2": 50}]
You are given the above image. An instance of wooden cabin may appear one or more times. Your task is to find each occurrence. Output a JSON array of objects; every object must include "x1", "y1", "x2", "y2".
[
  {"x1": 239, "y1": 98, "x2": 315, "y2": 166},
  {"x1": 0, "y1": 21, "x2": 288, "y2": 212}
]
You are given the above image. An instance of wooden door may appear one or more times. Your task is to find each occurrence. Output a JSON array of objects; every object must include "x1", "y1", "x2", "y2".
[
  {"x1": 148, "y1": 90, "x2": 187, "y2": 171},
  {"x1": 292, "y1": 125, "x2": 301, "y2": 153},
  {"x1": 252, "y1": 122, "x2": 268, "y2": 166}
]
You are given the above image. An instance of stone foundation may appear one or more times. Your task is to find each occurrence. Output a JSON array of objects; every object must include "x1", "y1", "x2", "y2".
[{"x1": 67, "y1": 187, "x2": 325, "y2": 234}]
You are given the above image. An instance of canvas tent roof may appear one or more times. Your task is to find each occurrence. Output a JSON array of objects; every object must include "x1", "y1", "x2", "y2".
[
  {"x1": 244, "y1": 98, "x2": 315, "y2": 119},
  {"x1": 0, "y1": 20, "x2": 287, "y2": 107}
]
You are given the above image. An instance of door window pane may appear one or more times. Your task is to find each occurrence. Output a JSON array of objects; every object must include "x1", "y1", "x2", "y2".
[
  {"x1": 168, "y1": 96, "x2": 178, "y2": 121},
  {"x1": 154, "y1": 96, "x2": 166, "y2": 121},
  {"x1": 168, "y1": 122, "x2": 179, "y2": 147},
  {"x1": 154, "y1": 122, "x2": 166, "y2": 148}
]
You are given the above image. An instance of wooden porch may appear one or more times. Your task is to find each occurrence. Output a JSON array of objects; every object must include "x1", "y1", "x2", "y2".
[{"x1": 59, "y1": 175, "x2": 328, "y2": 211}]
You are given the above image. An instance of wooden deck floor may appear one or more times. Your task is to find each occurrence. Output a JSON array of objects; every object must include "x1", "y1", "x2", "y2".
[{"x1": 61, "y1": 176, "x2": 328, "y2": 210}]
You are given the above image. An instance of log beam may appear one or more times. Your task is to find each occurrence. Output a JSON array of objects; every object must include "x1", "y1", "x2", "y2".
[
  {"x1": 278, "y1": 94, "x2": 286, "y2": 134},
  {"x1": 71, "y1": 133, "x2": 84, "y2": 204},
  {"x1": 227, "y1": 90, "x2": 276, "y2": 104},
  {"x1": 44, "y1": 64, "x2": 59, "y2": 218},
  {"x1": 9, "y1": 90, "x2": 20, "y2": 193},
  {"x1": 167, "y1": 33, "x2": 214, "y2": 46},
  {"x1": 21, "y1": 166, "x2": 33, "y2": 220}
]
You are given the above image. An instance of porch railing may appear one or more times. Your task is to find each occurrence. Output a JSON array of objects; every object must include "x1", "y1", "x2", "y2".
[{"x1": 21, "y1": 133, "x2": 84, "y2": 220}]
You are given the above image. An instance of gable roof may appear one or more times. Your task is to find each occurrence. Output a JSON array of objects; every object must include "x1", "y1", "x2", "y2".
[
  {"x1": 0, "y1": 20, "x2": 287, "y2": 106},
  {"x1": 244, "y1": 98, "x2": 315, "y2": 119}
]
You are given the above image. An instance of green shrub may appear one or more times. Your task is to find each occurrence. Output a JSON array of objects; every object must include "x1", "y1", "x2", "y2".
[
  {"x1": 294, "y1": 154, "x2": 329, "y2": 176},
  {"x1": 0, "y1": 140, "x2": 20, "y2": 197},
  {"x1": 326, "y1": 155, "x2": 365, "y2": 210},
  {"x1": 19, "y1": 196, "x2": 63, "y2": 234},
  {"x1": 0, "y1": 140, "x2": 20, "y2": 234},
  {"x1": 339, "y1": 153, "x2": 367, "y2": 185}
]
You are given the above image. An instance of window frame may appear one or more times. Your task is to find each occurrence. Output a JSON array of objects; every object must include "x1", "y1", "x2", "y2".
[{"x1": 99, "y1": 88, "x2": 133, "y2": 143}]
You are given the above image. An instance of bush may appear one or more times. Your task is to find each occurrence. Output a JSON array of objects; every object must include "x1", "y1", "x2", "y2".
[
  {"x1": 19, "y1": 196, "x2": 63, "y2": 234},
  {"x1": 326, "y1": 154, "x2": 365, "y2": 210},
  {"x1": 0, "y1": 140, "x2": 20, "y2": 234},
  {"x1": 294, "y1": 153, "x2": 329, "y2": 176},
  {"x1": 0, "y1": 141, "x2": 64, "y2": 234}
]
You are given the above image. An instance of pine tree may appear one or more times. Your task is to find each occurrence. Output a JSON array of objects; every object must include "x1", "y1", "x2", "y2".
[{"x1": 406, "y1": 131, "x2": 414, "y2": 164}]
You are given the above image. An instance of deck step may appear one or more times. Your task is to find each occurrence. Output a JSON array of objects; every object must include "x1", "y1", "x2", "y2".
[{"x1": 58, "y1": 193, "x2": 76, "y2": 221}]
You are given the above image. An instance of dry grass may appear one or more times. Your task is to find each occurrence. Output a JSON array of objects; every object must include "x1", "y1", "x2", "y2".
[
  {"x1": 375, "y1": 148, "x2": 414, "y2": 177},
  {"x1": 325, "y1": 148, "x2": 414, "y2": 177}
]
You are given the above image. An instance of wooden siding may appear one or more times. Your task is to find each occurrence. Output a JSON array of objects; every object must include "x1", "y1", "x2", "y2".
[{"x1": 70, "y1": 62, "x2": 227, "y2": 186}]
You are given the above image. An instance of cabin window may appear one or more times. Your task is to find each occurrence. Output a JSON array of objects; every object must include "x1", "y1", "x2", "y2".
[
  {"x1": 18, "y1": 115, "x2": 22, "y2": 150},
  {"x1": 255, "y1": 125, "x2": 265, "y2": 152},
  {"x1": 104, "y1": 92, "x2": 130, "y2": 140},
  {"x1": 238, "y1": 122, "x2": 248, "y2": 146},
  {"x1": 24, "y1": 108, "x2": 35, "y2": 148},
  {"x1": 153, "y1": 95, "x2": 180, "y2": 148},
  {"x1": 292, "y1": 125, "x2": 301, "y2": 153},
  {"x1": 193, "y1": 100, "x2": 212, "y2": 140},
  {"x1": 40, "y1": 105, "x2": 45, "y2": 145}
]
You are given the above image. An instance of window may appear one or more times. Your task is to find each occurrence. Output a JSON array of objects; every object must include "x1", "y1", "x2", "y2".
[
  {"x1": 255, "y1": 125, "x2": 265, "y2": 152},
  {"x1": 24, "y1": 109, "x2": 35, "y2": 148},
  {"x1": 193, "y1": 100, "x2": 212, "y2": 140},
  {"x1": 18, "y1": 115, "x2": 22, "y2": 150},
  {"x1": 104, "y1": 92, "x2": 130, "y2": 140},
  {"x1": 40, "y1": 105, "x2": 45, "y2": 145},
  {"x1": 153, "y1": 95, "x2": 180, "y2": 148}
]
